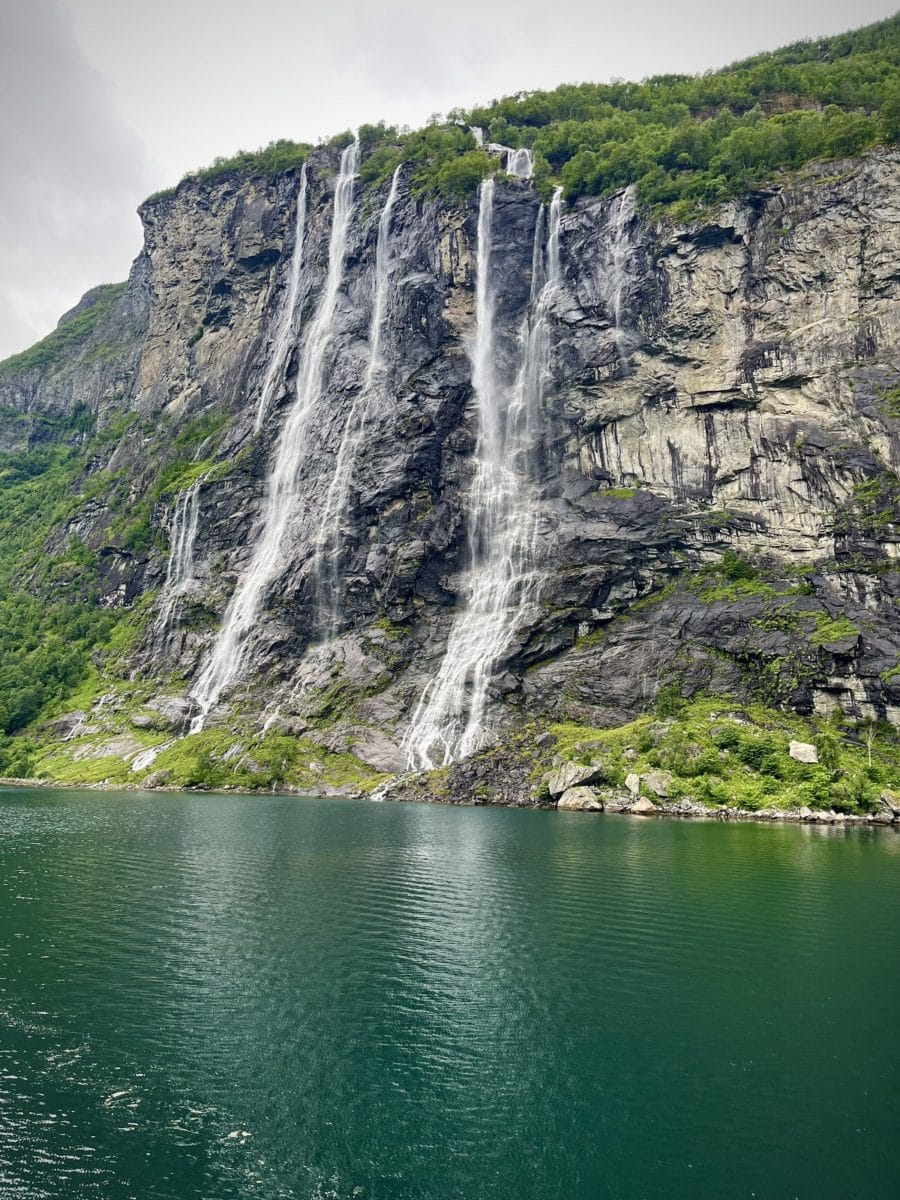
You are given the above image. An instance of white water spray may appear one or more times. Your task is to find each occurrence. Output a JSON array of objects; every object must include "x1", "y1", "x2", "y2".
[
  {"x1": 189, "y1": 140, "x2": 360, "y2": 731},
  {"x1": 254, "y1": 165, "x2": 309, "y2": 431},
  {"x1": 313, "y1": 165, "x2": 401, "y2": 635},
  {"x1": 153, "y1": 478, "x2": 204, "y2": 650},
  {"x1": 402, "y1": 182, "x2": 563, "y2": 770}
]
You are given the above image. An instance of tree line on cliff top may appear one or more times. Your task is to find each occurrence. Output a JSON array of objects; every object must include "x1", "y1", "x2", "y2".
[{"x1": 149, "y1": 13, "x2": 900, "y2": 215}]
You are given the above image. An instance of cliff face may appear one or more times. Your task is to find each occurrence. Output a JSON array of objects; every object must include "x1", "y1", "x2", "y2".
[{"x1": 3, "y1": 146, "x2": 899, "y2": 796}]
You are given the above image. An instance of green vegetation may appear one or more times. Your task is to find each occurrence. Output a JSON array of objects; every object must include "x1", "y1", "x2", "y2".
[
  {"x1": 0, "y1": 400, "x2": 210, "y2": 777},
  {"x1": 877, "y1": 383, "x2": 900, "y2": 418},
  {"x1": 0, "y1": 435, "x2": 120, "y2": 774},
  {"x1": 138, "y1": 16, "x2": 900, "y2": 213},
  {"x1": 689, "y1": 549, "x2": 783, "y2": 602},
  {"x1": 358, "y1": 14, "x2": 900, "y2": 208},
  {"x1": 26, "y1": 719, "x2": 389, "y2": 794},
  {"x1": 0, "y1": 284, "x2": 126, "y2": 378},
  {"x1": 833, "y1": 470, "x2": 900, "y2": 533},
  {"x1": 808, "y1": 616, "x2": 861, "y2": 647},
  {"x1": 598, "y1": 485, "x2": 638, "y2": 500},
  {"x1": 463, "y1": 14, "x2": 900, "y2": 212},
  {"x1": 146, "y1": 727, "x2": 387, "y2": 793},
  {"x1": 358, "y1": 124, "x2": 497, "y2": 198},
  {"x1": 145, "y1": 139, "x2": 312, "y2": 202},
  {"x1": 0, "y1": 392, "x2": 244, "y2": 782},
  {"x1": 547, "y1": 697, "x2": 899, "y2": 813}
]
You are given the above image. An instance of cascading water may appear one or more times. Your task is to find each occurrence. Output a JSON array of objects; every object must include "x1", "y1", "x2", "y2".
[
  {"x1": 312, "y1": 165, "x2": 401, "y2": 636},
  {"x1": 605, "y1": 185, "x2": 636, "y2": 365},
  {"x1": 253, "y1": 165, "x2": 309, "y2": 432},
  {"x1": 402, "y1": 181, "x2": 564, "y2": 771},
  {"x1": 189, "y1": 140, "x2": 360, "y2": 732},
  {"x1": 153, "y1": 478, "x2": 204, "y2": 650},
  {"x1": 507, "y1": 148, "x2": 534, "y2": 180},
  {"x1": 486, "y1": 144, "x2": 534, "y2": 180}
]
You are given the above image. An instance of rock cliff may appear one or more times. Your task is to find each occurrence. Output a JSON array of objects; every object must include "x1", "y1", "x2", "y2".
[{"x1": 1, "y1": 145, "x2": 898, "y2": 801}]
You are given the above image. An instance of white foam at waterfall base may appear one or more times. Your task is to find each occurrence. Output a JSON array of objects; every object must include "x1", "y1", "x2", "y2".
[
  {"x1": 253, "y1": 164, "x2": 309, "y2": 431},
  {"x1": 402, "y1": 183, "x2": 563, "y2": 771},
  {"x1": 189, "y1": 140, "x2": 360, "y2": 732},
  {"x1": 153, "y1": 478, "x2": 204, "y2": 651},
  {"x1": 312, "y1": 164, "x2": 401, "y2": 637}
]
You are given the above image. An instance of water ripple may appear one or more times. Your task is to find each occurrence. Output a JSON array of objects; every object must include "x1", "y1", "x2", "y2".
[{"x1": 0, "y1": 787, "x2": 897, "y2": 1199}]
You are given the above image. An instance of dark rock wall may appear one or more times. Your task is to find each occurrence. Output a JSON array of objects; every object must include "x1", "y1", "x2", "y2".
[{"x1": 3, "y1": 146, "x2": 899, "y2": 770}]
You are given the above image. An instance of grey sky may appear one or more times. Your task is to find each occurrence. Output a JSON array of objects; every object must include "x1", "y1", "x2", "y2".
[{"x1": 1, "y1": 0, "x2": 897, "y2": 359}]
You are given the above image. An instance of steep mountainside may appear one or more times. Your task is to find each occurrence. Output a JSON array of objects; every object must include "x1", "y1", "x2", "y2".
[{"x1": 2, "y1": 31, "x2": 900, "y2": 813}]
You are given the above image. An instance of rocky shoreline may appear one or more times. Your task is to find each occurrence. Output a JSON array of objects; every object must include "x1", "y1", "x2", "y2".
[
  {"x1": 558, "y1": 792, "x2": 900, "y2": 826},
  {"x1": 3, "y1": 773, "x2": 899, "y2": 828}
]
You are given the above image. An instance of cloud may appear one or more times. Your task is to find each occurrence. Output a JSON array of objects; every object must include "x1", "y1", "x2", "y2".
[{"x1": 0, "y1": 1, "x2": 155, "y2": 359}]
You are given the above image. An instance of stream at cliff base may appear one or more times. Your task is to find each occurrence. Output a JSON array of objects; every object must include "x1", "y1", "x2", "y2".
[{"x1": 1, "y1": 786, "x2": 898, "y2": 1200}]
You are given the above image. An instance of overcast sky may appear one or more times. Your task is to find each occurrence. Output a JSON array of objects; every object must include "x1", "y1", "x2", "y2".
[{"x1": 1, "y1": 0, "x2": 897, "y2": 359}]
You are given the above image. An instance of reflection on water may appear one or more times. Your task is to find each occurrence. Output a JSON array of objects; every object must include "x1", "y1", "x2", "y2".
[{"x1": 1, "y1": 788, "x2": 898, "y2": 1199}]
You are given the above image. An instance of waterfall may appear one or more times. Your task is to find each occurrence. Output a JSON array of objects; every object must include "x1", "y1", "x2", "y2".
[
  {"x1": 189, "y1": 139, "x2": 360, "y2": 731},
  {"x1": 312, "y1": 164, "x2": 401, "y2": 636},
  {"x1": 486, "y1": 144, "x2": 534, "y2": 180},
  {"x1": 402, "y1": 182, "x2": 563, "y2": 771},
  {"x1": 254, "y1": 164, "x2": 309, "y2": 431},
  {"x1": 507, "y1": 148, "x2": 534, "y2": 180},
  {"x1": 153, "y1": 478, "x2": 204, "y2": 650},
  {"x1": 606, "y1": 185, "x2": 636, "y2": 363}
]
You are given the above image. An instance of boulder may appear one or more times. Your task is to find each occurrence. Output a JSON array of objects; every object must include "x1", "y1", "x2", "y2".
[
  {"x1": 644, "y1": 770, "x2": 673, "y2": 798},
  {"x1": 879, "y1": 789, "x2": 900, "y2": 816},
  {"x1": 625, "y1": 772, "x2": 641, "y2": 796},
  {"x1": 557, "y1": 787, "x2": 602, "y2": 812},
  {"x1": 630, "y1": 797, "x2": 657, "y2": 815},
  {"x1": 142, "y1": 769, "x2": 172, "y2": 789},
  {"x1": 544, "y1": 761, "x2": 605, "y2": 798},
  {"x1": 789, "y1": 740, "x2": 818, "y2": 764},
  {"x1": 871, "y1": 811, "x2": 895, "y2": 825},
  {"x1": 798, "y1": 806, "x2": 813, "y2": 820},
  {"x1": 671, "y1": 798, "x2": 699, "y2": 815},
  {"x1": 142, "y1": 695, "x2": 194, "y2": 732}
]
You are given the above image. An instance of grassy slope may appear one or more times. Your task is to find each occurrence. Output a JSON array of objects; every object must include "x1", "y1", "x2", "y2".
[{"x1": 0, "y1": 284, "x2": 127, "y2": 378}]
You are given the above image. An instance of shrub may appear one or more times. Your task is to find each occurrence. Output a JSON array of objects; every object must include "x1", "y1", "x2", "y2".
[
  {"x1": 655, "y1": 683, "x2": 685, "y2": 718},
  {"x1": 815, "y1": 730, "x2": 842, "y2": 770}
]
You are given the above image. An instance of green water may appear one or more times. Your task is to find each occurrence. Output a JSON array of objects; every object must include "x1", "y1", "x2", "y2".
[{"x1": 1, "y1": 787, "x2": 898, "y2": 1199}]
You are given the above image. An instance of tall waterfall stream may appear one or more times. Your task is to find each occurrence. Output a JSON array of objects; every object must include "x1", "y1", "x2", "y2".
[
  {"x1": 190, "y1": 141, "x2": 360, "y2": 731},
  {"x1": 312, "y1": 164, "x2": 402, "y2": 637},
  {"x1": 402, "y1": 182, "x2": 564, "y2": 769}
]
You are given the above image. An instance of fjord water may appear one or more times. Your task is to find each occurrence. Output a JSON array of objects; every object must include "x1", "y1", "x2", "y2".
[{"x1": 2, "y1": 788, "x2": 898, "y2": 1200}]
